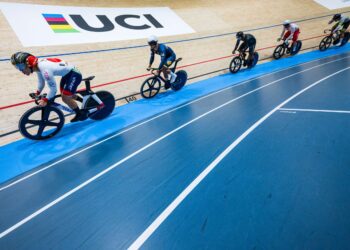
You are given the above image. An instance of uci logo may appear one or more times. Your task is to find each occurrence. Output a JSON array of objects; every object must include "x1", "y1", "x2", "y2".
[{"x1": 43, "y1": 13, "x2": 164, "y2": 33}]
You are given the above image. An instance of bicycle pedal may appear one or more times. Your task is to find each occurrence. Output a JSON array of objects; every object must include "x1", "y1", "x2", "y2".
[{"x1": 164, "y1": 82, "x2": 171, "y2": 90}]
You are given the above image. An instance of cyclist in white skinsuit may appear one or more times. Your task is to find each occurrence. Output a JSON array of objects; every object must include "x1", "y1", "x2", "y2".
[
  {"x1": 11, "y1": 52, "x2": 87, "y2": 122},
  {"x1": 277, "y1": 20, "x2": 300, "y2": 51}
]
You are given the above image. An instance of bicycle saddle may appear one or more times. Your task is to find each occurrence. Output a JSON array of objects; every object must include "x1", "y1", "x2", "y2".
[{"x1": 82, "y1": 76, "x2": 95, "y2": 81}]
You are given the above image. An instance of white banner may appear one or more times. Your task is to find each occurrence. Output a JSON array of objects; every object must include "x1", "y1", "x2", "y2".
[
  {"x1": 0, "y1": 2, "x2": 194, "y2": 47},
  {"x1": 313, "y1": 0, "x2": 350, "y2": 10}
]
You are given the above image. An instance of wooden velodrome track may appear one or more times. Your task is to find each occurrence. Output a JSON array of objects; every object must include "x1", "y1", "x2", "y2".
[{"x1": 0, "y1": 0, "x2": 349, "y2": 145}]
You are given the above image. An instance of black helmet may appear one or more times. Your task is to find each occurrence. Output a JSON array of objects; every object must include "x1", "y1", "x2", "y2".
[
  {"x1": 10, "y1": 52, "x2": 32, "y2": 66},
  {"x1": 333, "y1": 14, "x2": 341, "y2": 21},
  {"x1": 236, "y1": 31, "x2": 244, "y2": 39}
]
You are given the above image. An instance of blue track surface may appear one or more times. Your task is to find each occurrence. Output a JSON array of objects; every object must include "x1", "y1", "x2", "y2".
[{"x1": 1, "y1": 46, "x2": 350, "y2": 249}]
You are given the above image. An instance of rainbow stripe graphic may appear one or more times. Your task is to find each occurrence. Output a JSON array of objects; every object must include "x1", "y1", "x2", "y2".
[{"x1": 42, "y1": 14, "x2": 79, "y2": 33}]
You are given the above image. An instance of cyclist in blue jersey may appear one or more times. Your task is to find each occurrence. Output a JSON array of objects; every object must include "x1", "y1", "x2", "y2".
[{"x1": 147, "y1": 35, "x2": 177, "y2": 89}]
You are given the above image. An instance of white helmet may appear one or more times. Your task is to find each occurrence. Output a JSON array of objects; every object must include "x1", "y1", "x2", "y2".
[
  {"x1": 147, "y1": 35, "x2": 158, "y2": 45},
  {"x1": 283, "y1": 20, "x2": 291, "y2": 27}
]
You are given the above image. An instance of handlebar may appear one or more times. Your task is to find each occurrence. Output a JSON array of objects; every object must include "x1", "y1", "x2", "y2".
[{"x1": 29, "y1": 93, "x2": 47, "y2": 105}]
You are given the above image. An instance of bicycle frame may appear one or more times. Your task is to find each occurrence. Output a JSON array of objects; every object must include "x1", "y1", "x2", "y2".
[
  {"x1": 50, "y1": 93, "x2": 103, "y2": 114},
  {"x1": 38, "y1": 76, "x2": 104, "y2": 115}
]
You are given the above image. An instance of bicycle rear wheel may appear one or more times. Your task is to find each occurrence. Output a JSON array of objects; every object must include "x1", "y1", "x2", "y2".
[
  {"x1": 291, "y1": 40, "x2": 302, "y2": 55},
  {"x1": 84, "y1": 91, "x2": 115, "y2": 120},
  {"x1": 171, "y1": 70, "x2": 188, "y2": 91},
  {"x1": 248, "y1": 52, "x2": 259, "y2": 68},
  {"x1": 140, "y1": 77, "x2": 161, "y2": 99},
  {"x1": 341, "y1": 32, "x2": 350, "y2": 46},
  {"x1": 19, "y1": 106, "x2": 64, "y2": 140}
]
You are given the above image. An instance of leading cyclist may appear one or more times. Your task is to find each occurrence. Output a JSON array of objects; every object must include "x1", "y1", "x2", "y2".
[
  {"x1": 328, "y1": 13, "x2": 350, "y2": 46},
  {"x1": 10, "y1": 52, "x2": 87, "y2": 122}
]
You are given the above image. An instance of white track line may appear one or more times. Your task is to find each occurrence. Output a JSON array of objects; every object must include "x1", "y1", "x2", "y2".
[
  {"x1": 1, "y1": 54, "x2": 346, "y2": 192},
  {"x1": 0, "y1": 61, "x2": 349, "y2": 240},
  {"x1": 279, "y1": 108, "x2": 350, "y2": 114},
  {"x1": 128, "y1": 66, "x2": 350, "y2": 250}
]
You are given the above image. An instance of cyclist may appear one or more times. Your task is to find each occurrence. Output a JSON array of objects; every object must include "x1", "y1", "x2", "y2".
[
  {"x1": 232, "y1": 31, "x2": 256, "y2": 66},
  {"x1": 10, "y1": 52, "x2": 87, "y2": 122},
  {"x1": 147, "y1": 35, "x2": 177, "y2": 89},
  {"x1": 328, "y1": 13, "x2": 350, "y2": 46},
  {"x1": 277, "y1": 20, "x2": 300, "y2": 52}
]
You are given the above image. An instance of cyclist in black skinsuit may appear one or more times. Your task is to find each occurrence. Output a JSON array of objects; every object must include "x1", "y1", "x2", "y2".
[{"x1": 232, "y1": 31, "x2": 257, "y2": 66}]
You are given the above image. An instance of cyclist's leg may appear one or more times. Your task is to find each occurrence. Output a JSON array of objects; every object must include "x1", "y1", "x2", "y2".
[
  {"x1": 291, "y1": 29, "x2": 300, "y2": 50},
  {"x1": 165, "y1": 55, "x2": 177, "y2": 83},
  {"x1": 247, "y1": 38, "x2": 256, "y2": 64},
  {"x1": 331, "y1": 23, "x2": 338, "y2": 33},
  {"x1": 238, "y1": 42, "x2": 248, "y2": 65},
  {"x1": 60, "y1": 70, "x2": 86, "y2": 122}
]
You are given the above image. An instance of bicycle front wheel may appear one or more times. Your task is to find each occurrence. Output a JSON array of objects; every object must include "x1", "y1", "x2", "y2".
[
  {"x1": 319, "y1": 36, "x2": 332, "y2": 51},
  {"x1": 19, "y1": 106, "x2": 64, "y2": 140},
  {"x1": 140, "y1": 77, "x2": 161, "y2": 99},
  {"x1": 273, "y1": 45, "x2": 285, "y2": 59},
  {"x1": 229, "y1": 56, "x2": 242, "y2": 73}
]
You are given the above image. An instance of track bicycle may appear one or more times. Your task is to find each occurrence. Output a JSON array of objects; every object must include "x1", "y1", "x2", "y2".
[
  {"x1": 19, "y1": 76, "x2": 115, "y2": 140},
  {"x1": 140, "y1": 58, "x2": 188, "y2": 99},
  {"x1": 229, "y1": 50, "x2": 259, "y2": 73},
  {"x1": 273, "y1": 39, "x2": 302, "y2": 59},
  {"x1": 319, "y1": 29, "x2": 350, "y2": 51}
]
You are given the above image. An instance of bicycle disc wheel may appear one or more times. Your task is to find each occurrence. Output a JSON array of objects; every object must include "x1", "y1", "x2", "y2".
[
  {"x1": 19, "y1": 106, "x2": 64, "y2": 140},
  {"x1": 319, "y1": 36, "x2": 332, "y2": 51},
  {"x1": 291, "y1": 40, "x2": 302, "y2": 55},
  {"x1": 140, "y1": 77, "x2": 161, "y2": 99},
  {"x1": 248, "y1": 52, "x2": 259, "y2": 68},
  {"x1": 341, "y1": 32, "x2": 350, "y2": 46},
  {"x1": 171, "y1": 70, "x2": 188, "y2": 91},
  {"x1": 84, "y1": 91, "x2": 116, "y2": 120},
  {"x1": 229, "y1": 56, "x2": 242, "y2": 73},
  {"x1": 273, "y1": 45, "x2": 285, "y2": 59}
]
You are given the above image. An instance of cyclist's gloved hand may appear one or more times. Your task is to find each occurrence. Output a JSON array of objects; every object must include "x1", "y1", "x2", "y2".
[
  {"x1": 29, "y1": 90, "x2": 41, "y2": 99},
  {"x1": 232, "y1": 50, "x2": 236, "y2": 54},
  {"x1": 38, "y1": 98, "x2": 48, "y2": 107},
  {"x1": 146, "y1": 67, "x2": 151, "y2": 71},
  {"x1": 277, "y1": 38, "x2": 281, "y2": 42}
]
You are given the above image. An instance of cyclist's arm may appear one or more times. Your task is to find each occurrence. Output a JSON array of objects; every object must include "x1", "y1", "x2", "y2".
[
  {"x1": 158, "y1": 52, "x2": 167, "y2": 69},
  {"x1": 40, "y1": 69, "x2": 57, "y2": 100},
  {"x1": 279, "y1": 27, "x2": 286, "y2": 39},
  {"x1": 333, "y1": 22, "x2": 342, "y2": 33},
  {"x1": 36, "y1": 72, "x2": 45, "y2": 94},
  {"x1": 233, "y1": 38, "x2": 241, "y2": 52},
  {"x1": 149, "y1": 50, "x2": 155, "y2": 67}
]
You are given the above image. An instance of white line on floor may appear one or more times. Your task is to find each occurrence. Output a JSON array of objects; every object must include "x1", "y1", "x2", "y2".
[{"x1": 279, "y1": 108, "x2": 350, "y2": 114}]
